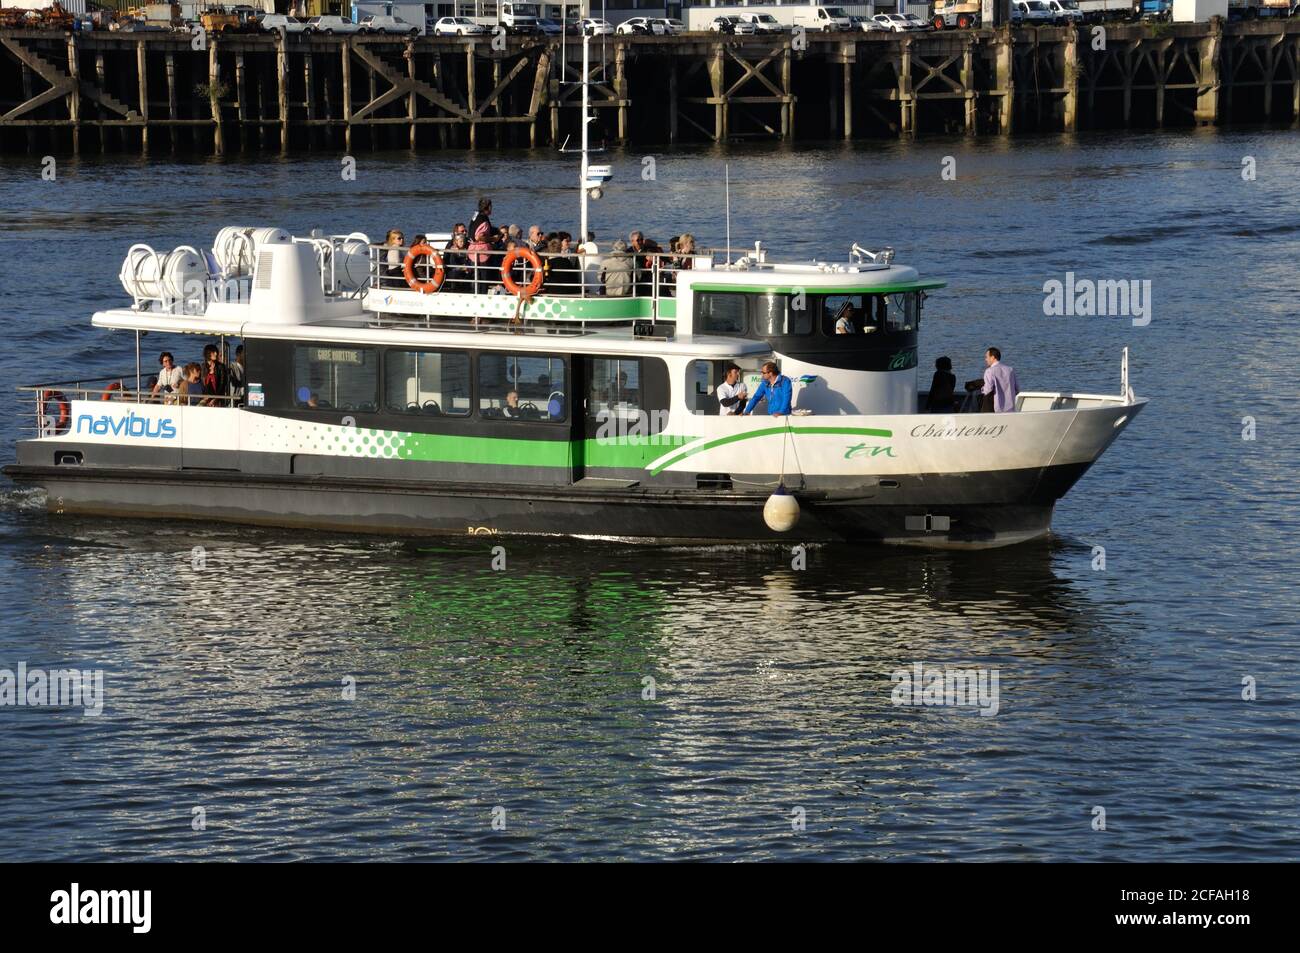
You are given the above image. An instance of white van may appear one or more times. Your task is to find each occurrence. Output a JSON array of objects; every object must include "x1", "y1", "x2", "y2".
[
  {"x1": 1042, "y1": 0, "x2": 1085, "y2": 21},
  {"x1": 792, "y1": 5, "x2": 854, "y2": 32},
  {"x1": 742, "y1": 12, "x2": 786, "y2": 33},
  {"x1": 1014, "y1": 0, "x2": 1058, "y2": 22}
]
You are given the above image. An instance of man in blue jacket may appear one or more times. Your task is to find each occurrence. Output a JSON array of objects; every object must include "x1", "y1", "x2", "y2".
[{"x1": 743, "y1": 361, "x2": 793, "y2": 417}]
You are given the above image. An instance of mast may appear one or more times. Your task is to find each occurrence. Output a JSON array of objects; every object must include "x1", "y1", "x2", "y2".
[{"x1": 579, "y1": 31, "x2": 590, "y2": 245}]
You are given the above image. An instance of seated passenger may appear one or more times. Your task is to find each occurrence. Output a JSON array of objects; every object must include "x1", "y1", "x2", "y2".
[
  {"x1": 716, "y1": 363, "x2": 748, "y2": 416},
  {"x1": 601, "y1": 239, "x2": 633, "y2": 297},
  {"x1": 176, "y1": 363, "x2": 203, "y2": 405},
  {"x1": 151, "y1": 352, "x2": 182, "y2": 402},
  {"x1": 925, "y1": 356, "x2": 957, "y2": 413},
  {"x1": 743, "y1": 361, "x2": 792, "y2": 417},
  {"x1": 502, "y1": 390, "x2": 526, "y2": 419},
  {"x1": 547, "y1": 236, "x2": 580, "y2": 296},
  {"x1": 443, "y1": 232, "x2": 472, "y2": 293}
]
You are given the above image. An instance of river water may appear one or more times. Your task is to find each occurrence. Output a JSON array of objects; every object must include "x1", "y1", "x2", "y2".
[{"x1": 1, "y1": 130, "x2": 1298, "y2": 860}]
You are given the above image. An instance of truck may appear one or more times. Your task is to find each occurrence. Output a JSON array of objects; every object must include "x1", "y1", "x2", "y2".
[
  {"x1": 1227, "y1": 0, "x2": 1292, "y2": 17},
  {"x1": 930, "y1": 0, "x2": 980, "y2": 28},
  {"x1": 1077, "y1": 0, "x2": 1138, "y2": 19},
  {"x1": 464, "y1": 1, "x2": 540, "y2": 34},
  {"x1": 1136, "y1": 0, "x2": 1172, "y2": 19}
]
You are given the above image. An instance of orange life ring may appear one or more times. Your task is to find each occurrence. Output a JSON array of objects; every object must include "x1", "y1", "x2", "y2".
[
  {"x1": 403, "y1": 243, "x2": 445, "y2": 294},
  {"x1": 101, "y1": 380, "x2": 123, "y2": 401},
  {"x1": 501, "y1": 247, "x2": 544, "y2": 297},
  {"x1": 40, "y1": 389, "x2": 71, "y2": 435}
]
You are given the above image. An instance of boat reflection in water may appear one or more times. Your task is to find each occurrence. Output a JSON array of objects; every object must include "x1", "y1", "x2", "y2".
[{"x1": 21, "y1": 516, "x2": 1138, "y2": 859}]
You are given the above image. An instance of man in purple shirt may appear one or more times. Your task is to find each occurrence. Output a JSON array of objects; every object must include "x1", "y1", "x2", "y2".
[{"x1": 982, "y1": 347, "x2": 1019, "y2": 413}]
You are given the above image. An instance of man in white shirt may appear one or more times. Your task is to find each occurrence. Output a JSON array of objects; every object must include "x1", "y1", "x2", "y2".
[
  {"x1": 151, "y1": 352, "x2": 183, "y2": 401},
  {"x1": 716, "y1": 363, "x2": 748, "y2": 416}
]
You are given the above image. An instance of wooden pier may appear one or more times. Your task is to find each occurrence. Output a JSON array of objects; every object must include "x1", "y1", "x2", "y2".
[{"x1": 3, "y1": 20, "x2": 1299, "y2": 154}]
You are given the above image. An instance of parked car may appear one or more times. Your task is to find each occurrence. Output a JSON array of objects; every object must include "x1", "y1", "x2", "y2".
[
  {"x1": 616, "y1": 16, "x2": 665, "y2": 35},
  {"x1": 902, "y1": 13, "x2": 934, "y2": 30},
  {"x1": 580, "y1": 17, "x2": 614, "y2": 36},
  {"x1": 849, "y1": 14, "x2": 889, "y2": 31},
  {"x1": 709, "y1": 15, "x2": 757, "y2": 34},
  {"x1": 742, "y1": 12, "x2": 785, "y2": 33},
  {"x1": 359, "y1": 14, "x2": 421, "y2": 35},
  {"x1": 306, "y1": 15, "x2": 361, "y2": 35},
  {"x1": 259, "y1": 14, "x2": 309, "y2": 34},
  {"x1": 535, "y1": 17, "x2": 563, "y2": 36},
  {"x1": 655, "y1": 17, "x2": 685, "y2": 35},
  {"x1": 872, "y1": 13, "x2": 912, "y2": 31},
  {"x1": 432, "y1": 16, "x2": 488, "y2": 36}
]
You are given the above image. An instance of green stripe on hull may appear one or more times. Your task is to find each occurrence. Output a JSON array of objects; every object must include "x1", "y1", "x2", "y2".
[
  {"x1": 649, "y1": 426, "x2": 894, "y2": 476},
  {"x1": 690, "y1": 281, "x2": 946, "y2": 295}
]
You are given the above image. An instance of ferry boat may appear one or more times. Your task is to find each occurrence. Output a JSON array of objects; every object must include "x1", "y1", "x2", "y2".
[
  {"x1": 3, "y1": 225, "x2": 1145, "y2": 549},
  {"x1": 2, "y1": 39, "x2": 1144, "y2": 550}
]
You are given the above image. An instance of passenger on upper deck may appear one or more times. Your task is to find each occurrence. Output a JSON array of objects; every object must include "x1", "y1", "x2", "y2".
[
  {"x1": 444, "y1": 232, "x2": 472, "y2": 293},
  {"x1": 382, "y1": 229, "x2": 405, "y2": 288},
  {"x1": 151, "y1": 352, "x2": 182, "y2": 402},
  {"x1": 468, "y1": 197, "x2": 495, "y2": 287},
  {"x1": 743, "y1": 361, "x2": 792, "y2": 417},
  {"x1": 601, "y1": 240, "x2": 633, "y2": 297},
  {"x1": 628, "y1": 231, "x2": 661, "y2": 297}
]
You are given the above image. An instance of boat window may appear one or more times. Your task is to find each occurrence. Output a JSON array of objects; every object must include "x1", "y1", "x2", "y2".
[
  {"x1": 478, "y1": 353, "x2": 567, "y2": 421},
  {"x1": 695, "y1": 292, "x2": 748, "y2": 335},
  {"x1": 886, "y1": 293, "x2": 918, "y2": 332},
  {"x1": 293, "y1": 345, "x2": 379, "y2": 412},
  {"x1": 820, "y1": 294, "x2": 877, "y2": 336},
  {"x1": 588, "y1": 358, "x2": 641, "y2": 420},
  {"x1": 752, "y1": 293, "x2": 812, "y2": 336},
  {"x1": 688, "y1": 358, "x2": 763, "y2": 415},
  {"x1": 384, "y1": 350, "x2": 470, "y2": 417}
]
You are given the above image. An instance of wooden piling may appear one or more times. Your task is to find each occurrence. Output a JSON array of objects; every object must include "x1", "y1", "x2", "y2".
[
  {"x1": 276, "y1": 34, "x2": 288, "y2": 153},
  {"x1": 341, "y1": 39, "x2": 352, "y2": 153},
  {"x1": 66, "y1": 33, "x2": 79, "y2": 154},
  {"x1": 209, "y1": 38, "x2": 223, "y2": 156},
  {"x1": 136, "y1": 40, "x2": 149, "y2": 154}
]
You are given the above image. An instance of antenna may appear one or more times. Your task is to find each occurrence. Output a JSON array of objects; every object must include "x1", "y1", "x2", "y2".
[{"x1": 725, "y1": 163, "x2": 731, "y2": 268}]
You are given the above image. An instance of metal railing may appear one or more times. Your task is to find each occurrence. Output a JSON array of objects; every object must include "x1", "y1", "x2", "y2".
[
  {"x1": 366, "y1": 242, "x2": 712, "y2": 302},
  {"x1": 16, "y1": 376, "x2": 242, "y2": 438}
]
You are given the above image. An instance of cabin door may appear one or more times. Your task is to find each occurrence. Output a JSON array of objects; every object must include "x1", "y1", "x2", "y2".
[{"x1": 570, "y1": 356, "x2": 592, "y2": 483}]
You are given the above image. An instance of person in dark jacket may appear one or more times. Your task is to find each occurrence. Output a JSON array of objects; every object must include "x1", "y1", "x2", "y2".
[
  {"x1": 925, "y1": 356, "x2": 957, "y2": 413},
  {"x1": 199, "y1": 344, "x2": 230, "y2": 406}
]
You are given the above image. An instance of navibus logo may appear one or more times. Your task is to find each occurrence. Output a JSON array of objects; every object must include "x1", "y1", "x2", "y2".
[{"x1": 75, "y1": 412, "x2": 177, "y2": 439}]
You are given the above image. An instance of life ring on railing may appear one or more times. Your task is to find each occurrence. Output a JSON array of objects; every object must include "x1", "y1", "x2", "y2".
[
  {"x1": 39, "y1": 390, "x2": 71, "y2": 436},
  {"x1": 501, "y1": 247, "x2": 544, "y2": 297},
  {"x1": 403, "y1": 243, "x2": 445, "y2": 294},
  {"x1": 101, "y1": 380, "x2": 123, "y2": 401}
]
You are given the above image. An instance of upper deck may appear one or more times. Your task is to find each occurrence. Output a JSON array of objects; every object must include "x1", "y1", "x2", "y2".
[{"x1": 100, "y1": 228, "x2": 945, "y2": 355}]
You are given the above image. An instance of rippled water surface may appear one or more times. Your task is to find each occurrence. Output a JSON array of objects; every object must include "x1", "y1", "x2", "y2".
[{"x1": 1, "y1": 130, "x2": 1298, "y2": 860}]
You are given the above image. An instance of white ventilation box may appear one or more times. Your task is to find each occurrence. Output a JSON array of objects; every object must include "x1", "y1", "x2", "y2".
[{"x1": 1173, "y1": 0, "x2": 1227, "y2": 21}]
